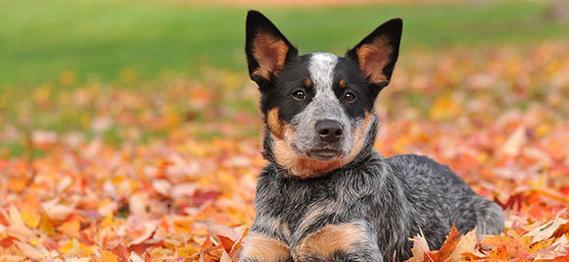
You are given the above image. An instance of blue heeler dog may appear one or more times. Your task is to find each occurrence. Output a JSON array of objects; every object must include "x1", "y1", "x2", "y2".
[{"x1": 240, "y1": 10, "x2": 504, "y2": 262}]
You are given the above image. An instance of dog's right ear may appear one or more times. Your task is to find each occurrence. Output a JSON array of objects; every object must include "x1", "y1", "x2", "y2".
[
  {"x1": 346, "y1": 18, "x2": 402, "y2": 89},
  {"x1": 245, "y1": 10, "x2": 298, "y2": 85}
]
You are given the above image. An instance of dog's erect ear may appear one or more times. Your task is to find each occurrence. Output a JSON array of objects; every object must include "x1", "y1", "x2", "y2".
[
  {"x1": 346, "y1": 18, "x2": 402, "y2": 88},
  {"x1": 245, "y1": 10, "x2": 298, "y2": 84}
]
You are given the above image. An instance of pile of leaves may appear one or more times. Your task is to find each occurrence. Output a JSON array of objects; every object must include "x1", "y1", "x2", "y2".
[{"x1": 1, "y1": 42, "x2": 569, "y2": 261}]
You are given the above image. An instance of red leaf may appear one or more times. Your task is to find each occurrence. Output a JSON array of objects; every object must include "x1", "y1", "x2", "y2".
[
  {"x1": 217, "y1": 235, "x2": 235, "y2": 253},
  {"x1": 111, "y1": 244, "x2": 130, "y2": 262},
  {"x1": 0, "y1": 237, "x2": 14, "y2": 248},
  {"x1": 191, "y1": 190, "x2": 222, "y2": 207}
]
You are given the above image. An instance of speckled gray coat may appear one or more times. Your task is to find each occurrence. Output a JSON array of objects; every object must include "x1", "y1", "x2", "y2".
[{"x1": 250, "y1": 120, "x2": 504, "y2": 261}]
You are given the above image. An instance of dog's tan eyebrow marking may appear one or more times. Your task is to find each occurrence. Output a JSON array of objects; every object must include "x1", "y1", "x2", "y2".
[
  {"x1": 304, "y1": 78, "x2": 313, "y2": 88},
  {"x1": 339, "y1": 79, "x2": 346, "y2": 89}
]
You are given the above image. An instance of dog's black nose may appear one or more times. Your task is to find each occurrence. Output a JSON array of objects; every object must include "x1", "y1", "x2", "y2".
[{"x1": 316, "y1": 120, "x2": 343, "y2": 143}]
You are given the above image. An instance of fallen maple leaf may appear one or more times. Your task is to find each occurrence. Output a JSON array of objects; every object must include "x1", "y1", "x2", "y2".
[
  {"x1": 14, "y1": 241, "x2": 48, "y2": 260},
  {"x1": 41, "y1": 199, "x2": 75, "y2": 221},
  {"x1": 448, "y1": 228, "x2": 478, "y2": 261},
  {"x1": 426, "y1": 225, "x2": 461, "y2": 261},
  {"x1": 100, "y1": 250, "x2": 119, "y2": 262},
  {"x1": 406, "y1": 229, "x2": 430, "y2": 262},
  {"x1": 525, "y1": 217, "x2": 569, "y2": 243}
]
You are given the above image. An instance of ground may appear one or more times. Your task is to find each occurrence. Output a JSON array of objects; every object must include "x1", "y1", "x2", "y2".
[{"x1": 0, "y1": 1, "x2": 568, "y2": 261}]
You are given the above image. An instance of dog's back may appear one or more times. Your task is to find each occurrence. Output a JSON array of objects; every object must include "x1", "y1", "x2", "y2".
[{"x1": 387, "y1": 155, "x2": 504, "y2": 252}]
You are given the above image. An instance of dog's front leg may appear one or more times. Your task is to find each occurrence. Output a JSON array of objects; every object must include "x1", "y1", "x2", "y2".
[
  {"x1": 292, "y1": 221, "x2": 383, "y2": 262},
  {"x1": 240, "y1": 232, "x2": 293, "y2": 262},
  {"x1": 240, "y1": 216, "x2": 293, "y2": 262}
]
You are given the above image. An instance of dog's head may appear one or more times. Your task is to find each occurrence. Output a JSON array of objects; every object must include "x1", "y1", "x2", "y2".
[{"x1": 245, "y1": 10, "x2": 402, "y2": 178}]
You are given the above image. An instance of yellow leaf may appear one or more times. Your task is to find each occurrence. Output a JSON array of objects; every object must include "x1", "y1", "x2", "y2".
[
  {"x1": 20, "y1": 211, "x2": 41, "y2": 229},
  {"x1": 39, "y1": 215, "x2": 56, "y2": 236},
  {"x1": 59, "y1": 239, "x2": 80, "y2": 256},
  {"x1": 529, "y1": 238, "x2": 556, "y2": 254},
  {"x1": 429, "y1": 95, "x2": 462, "y2": 121},
  {"x1": 101, "y1": 214, "x2": 114, "y2": 227},
  {"x1": 6, "y1": 205, "x2": 35, "y2": 240},
  {"x1": 176, "y1": 245, "x2": 200, "y2": 258},
  {"x1": 100, "y1": 250, "x2": 119, "y2": 262},
  {"x1": 29, "y1": 238, "x2": 41, "y2": 246}
]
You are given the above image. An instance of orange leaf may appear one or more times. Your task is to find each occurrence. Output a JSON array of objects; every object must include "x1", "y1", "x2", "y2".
[
  {"x1": 427, "y1": 225, "x2": 461, "y2": 261},
  {"x1": 101, "y1": 250, "x2": 119, "y2": 262},
  {"x1": 488, "y1": 245, "x2": 509, "y2": 260},
  {"x1": 57, "y1": 215, "x2": 81, "y2": 238}
]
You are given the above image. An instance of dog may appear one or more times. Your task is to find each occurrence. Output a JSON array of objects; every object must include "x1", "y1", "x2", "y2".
[{"x1": 240, "y1": 10, "x2": 504, "y2": 261}]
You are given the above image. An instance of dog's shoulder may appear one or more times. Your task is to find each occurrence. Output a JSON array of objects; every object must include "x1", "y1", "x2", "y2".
[
  {"x1": 386, "y1": 154, "x2": 475, "y2": 199},
  {"x1": 387, "y1": 154, "x2": 461, "y2": 181}
]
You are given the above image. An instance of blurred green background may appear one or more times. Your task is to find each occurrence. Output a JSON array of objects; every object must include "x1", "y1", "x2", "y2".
[
  {"x1": 1, "y1": 0, "x2": 569, "y2": 158},
  {"x1": 1, "y1": 0, "x2": 568, "y2": 87}
]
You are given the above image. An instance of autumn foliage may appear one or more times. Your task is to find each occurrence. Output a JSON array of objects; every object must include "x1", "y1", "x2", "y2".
[{"x1": 1, "y1": 43, "x2": 569, "y2": 261}]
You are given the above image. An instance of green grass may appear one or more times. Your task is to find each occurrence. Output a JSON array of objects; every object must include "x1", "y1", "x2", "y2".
[{"x1": 0, "y1": 0, "x2": 568, "y2": 86}]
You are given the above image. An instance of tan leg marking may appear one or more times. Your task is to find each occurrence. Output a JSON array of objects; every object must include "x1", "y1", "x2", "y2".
[
  {"x1": 294, "y1": 223, "x2": 369, "y2": 259},
  {"x1": 241, "y1": 233, "x2": 291, "y2": 261}
]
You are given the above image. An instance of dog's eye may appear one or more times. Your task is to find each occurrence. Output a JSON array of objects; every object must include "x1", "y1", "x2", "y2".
[
  {"x1": 343, "y1": 91, "x2": 357, "y2": 103},
  {"x1": 291, "y1": 90, "x2": 306, "y2": 101}
]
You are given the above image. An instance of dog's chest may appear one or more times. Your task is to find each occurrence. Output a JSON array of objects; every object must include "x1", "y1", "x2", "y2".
[{"x1": 257, "y1": 165, "x2": 384, "y2": 235}]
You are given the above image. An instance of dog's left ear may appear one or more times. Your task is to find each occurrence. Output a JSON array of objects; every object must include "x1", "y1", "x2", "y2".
[
  {"x1": 346, "y1": 18, "x2": 402, "y2": 88},
  {"x1": 245, "y1": 10, "x2": 298, "y2": 85}
]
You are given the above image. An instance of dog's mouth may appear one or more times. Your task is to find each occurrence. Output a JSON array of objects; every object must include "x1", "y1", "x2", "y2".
[{"x1": 307, "y1": 149, "x2": 342, "y2": 160}]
